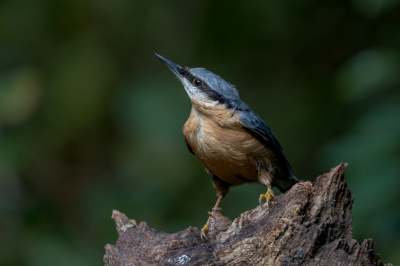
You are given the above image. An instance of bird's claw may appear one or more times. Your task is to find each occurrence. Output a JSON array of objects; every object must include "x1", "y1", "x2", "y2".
[
  {"x1": 201, "y1": 228, "x2": 209, "y2": 241},
  {"x1": 259, "y1": 187, "x2": 275, "y2": 209},
  {"x1": 200, "y1": 211, "x2": 213, "y2": 242}
]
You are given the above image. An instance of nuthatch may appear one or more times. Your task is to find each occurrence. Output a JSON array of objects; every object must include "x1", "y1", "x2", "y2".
[{"x1": 156, "y1": 54, "x2": 299, "y2": 241}]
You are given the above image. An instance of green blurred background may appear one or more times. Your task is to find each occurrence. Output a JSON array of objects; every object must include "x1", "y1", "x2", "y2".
[{"x1": 1, "y1": 0, "x2": 399, "y2": 265}]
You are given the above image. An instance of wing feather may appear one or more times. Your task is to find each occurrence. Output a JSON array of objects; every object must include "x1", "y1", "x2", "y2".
[{"x1": 235, "y1": 101, "x2": 298, "y2": 191}]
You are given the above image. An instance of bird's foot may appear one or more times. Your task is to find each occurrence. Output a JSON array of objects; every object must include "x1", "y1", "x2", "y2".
[
  {"x1": 200, "y1": 212, "x2": 213, "y2": 242},
  {"x1": 259, "y1": 187, "x2": 275, "y2": 208}
]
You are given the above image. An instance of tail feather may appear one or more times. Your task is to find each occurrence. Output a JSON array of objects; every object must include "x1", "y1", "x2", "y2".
[
  {"x1": 272, "y1": 157, "x2": 299, "y2": 193},
  {"x1": 273, "y1": 175, "x2": 299, "y2": 192}
]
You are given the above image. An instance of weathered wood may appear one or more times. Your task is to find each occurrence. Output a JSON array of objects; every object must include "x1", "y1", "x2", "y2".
[{"x1": 103, "y1": 164, "x2": 392, "y2": 266}]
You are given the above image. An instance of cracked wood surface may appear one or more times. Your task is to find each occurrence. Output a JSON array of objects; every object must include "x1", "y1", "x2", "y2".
[{"x1": 103, "y1": 163, "x2": 392, "y2": 266}]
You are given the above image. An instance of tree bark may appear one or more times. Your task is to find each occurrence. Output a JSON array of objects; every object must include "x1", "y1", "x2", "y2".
[{"x1": 103, "y1": 163, "x2": 392, "y2": 266}]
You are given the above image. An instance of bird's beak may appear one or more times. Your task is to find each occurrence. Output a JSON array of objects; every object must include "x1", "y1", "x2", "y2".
[{"x1": 155, "y1": 53, "x2": 183, "y2": 79}]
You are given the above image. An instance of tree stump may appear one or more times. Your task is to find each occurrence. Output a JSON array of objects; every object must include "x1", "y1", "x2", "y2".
[{"x1": 103, "y1": 163, "x2": 392, "y2": 266}]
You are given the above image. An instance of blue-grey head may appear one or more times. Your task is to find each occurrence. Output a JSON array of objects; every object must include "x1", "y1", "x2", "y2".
[{"x1": 156, "y1": 54, "x2": 240, "y2": 108}]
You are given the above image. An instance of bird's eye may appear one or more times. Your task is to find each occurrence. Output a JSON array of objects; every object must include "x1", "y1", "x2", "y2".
[{"x1": 194, "y1": 79, "x2": 202, "y2": 86}]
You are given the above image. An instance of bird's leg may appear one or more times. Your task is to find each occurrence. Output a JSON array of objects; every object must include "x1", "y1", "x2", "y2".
[
  {"x1": 259, "y1": 184, "x2": 275, "y2": 208},
  {"x1": 257, "y1": 170, "x2": 275, "y2": 209},
  {"x1": 201, "y1": 195, "x2": 223, "y2": 241}
]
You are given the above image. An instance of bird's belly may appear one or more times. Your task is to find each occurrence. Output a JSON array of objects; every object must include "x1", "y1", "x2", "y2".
[{"x1": 187, "y1": 124, "x2": 270, "y2": 186}]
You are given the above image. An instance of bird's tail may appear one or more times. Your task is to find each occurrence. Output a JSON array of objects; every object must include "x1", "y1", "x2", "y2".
[
  {"x1": 273, "y1": 159, "x2": 299, "y2": 193},
  {"x1": 275, "y1": 175, "x2": 299, "y2": 192}
]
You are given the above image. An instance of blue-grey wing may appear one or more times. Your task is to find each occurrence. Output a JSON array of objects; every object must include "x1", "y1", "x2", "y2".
[
  {"x1": 235, "y1": 101, "x2": 298, "y2": 191},
  {"x1": 239, "y1": 112, "x2": 285, "y2": 156},
  {"x1": 235, "y1": 101, "x2": 284, "y2": 156}
]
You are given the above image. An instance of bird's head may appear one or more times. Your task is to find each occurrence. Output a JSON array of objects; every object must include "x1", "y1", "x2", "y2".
[{"x1": 156, "y1": 54, "x2": 240, "y2": 108}]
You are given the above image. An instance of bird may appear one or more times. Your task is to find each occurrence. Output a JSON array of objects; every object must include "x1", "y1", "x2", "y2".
[{"x1": 155, "y1": 54, "x2": 299, "y2": 241}]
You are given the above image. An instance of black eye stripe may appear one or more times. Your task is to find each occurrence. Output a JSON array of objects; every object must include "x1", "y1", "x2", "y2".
[
  {"x1": 179, "y1": 66, "x2": 190, "y2": 75},
  {"x1": 183, "y1": 72, "x2": 205, "y2": 88},
  {"x1": 183, "y1": 71, "x2": 229, "y2": 105}
]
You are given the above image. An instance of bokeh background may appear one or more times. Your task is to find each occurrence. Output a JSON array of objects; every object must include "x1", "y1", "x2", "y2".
[{"x1": 1, "y1": 0, "x2": 400, "y2": 265}]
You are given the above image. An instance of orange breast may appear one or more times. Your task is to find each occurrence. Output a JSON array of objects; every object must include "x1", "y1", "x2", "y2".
[{"x1": 183, "y1": 100, "x2": 273, "y2": 186}]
